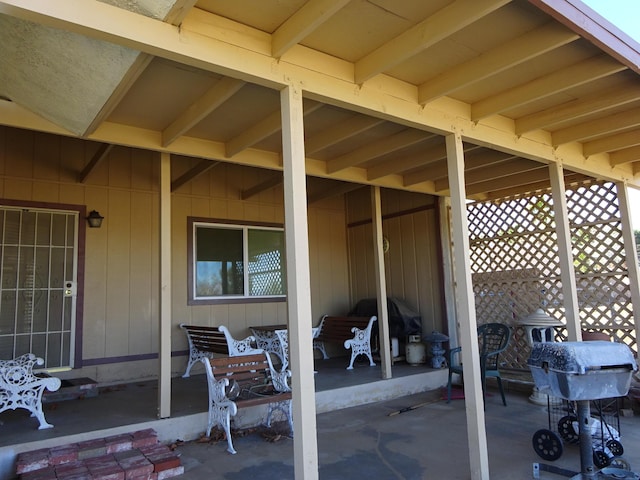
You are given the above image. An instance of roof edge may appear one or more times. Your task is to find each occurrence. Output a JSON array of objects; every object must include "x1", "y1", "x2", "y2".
[{"x1": 529, "y1": 0, "x2": 640, "y2": 74}]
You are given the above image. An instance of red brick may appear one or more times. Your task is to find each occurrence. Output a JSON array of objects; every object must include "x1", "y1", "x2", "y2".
[
  {"x1": 49, "y1": 445, "x2": 79, "y2": 465},
  {"x1": 77, "y1": 438, "x2": 107, "y2": 459},
  {"x1": 16, "y1": 448, "x2": 50, "y2": 474},
  {"x1": 146, "y1": 453, "x2": 181, "y2": 473},
  {"x1": 114, "y1": 449, "x2": 141, "y2": 462},
  {"x1": 138, "y1": 444, "x2": 170, "y2": 456},
  {"x1": 54, "y1": 460, "x2": 88, "y2": 476},
  {"x1": 20, "y1": 467, "x2": 57, "y2": 480},
  {"x1": 89, "y1": 466, "x2": 126, "y2": 480},
  {"x1": 157, "y1": 465, "x2": 184, "y2": 480},
  {"x1": 84, "y1": 453, "x2": 117, "y2": 468},
  {"x1": 131, "y1": 429, "x2": 158, "y2": 449},
  {"x1": 129, "y1": 473, "x2": 158, "y2": 480},
  {"x1": 118, "y1": 455, "x2": 154, "y2": 479},
  {"x1": 106, "y1": 434, "x2": 133, "y2": 454}
]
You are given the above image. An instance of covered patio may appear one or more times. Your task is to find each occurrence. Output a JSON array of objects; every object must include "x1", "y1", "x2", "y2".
[{"x1": 0, "y1": 1, "x2": 639, "y2": 479}]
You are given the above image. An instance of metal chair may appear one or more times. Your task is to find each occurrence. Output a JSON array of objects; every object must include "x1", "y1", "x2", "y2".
[{"x1": 447, "y1": 323, "x2": 511, "y2": 406}]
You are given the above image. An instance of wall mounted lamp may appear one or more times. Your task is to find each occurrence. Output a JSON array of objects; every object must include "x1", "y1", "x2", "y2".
[{"x1": 86, "y1": 210, "x2": 104, "y2": 228}]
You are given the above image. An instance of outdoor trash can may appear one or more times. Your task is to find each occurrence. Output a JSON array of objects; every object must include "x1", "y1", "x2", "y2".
[{"x1": 527, "y1": 341, "x2": 637, "y2": 401}]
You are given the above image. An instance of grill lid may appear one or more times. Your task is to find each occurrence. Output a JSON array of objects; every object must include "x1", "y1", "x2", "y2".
[{"x1": 527, "y1": 341, "x2": 637, "y2": 374}]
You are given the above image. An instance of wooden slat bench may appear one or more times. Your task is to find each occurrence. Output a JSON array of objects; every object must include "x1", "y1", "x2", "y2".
[
  {"x1": 313, "y1": 315, "x2": 377, "y2": 370},
  {"x1": 179, "y1": 324, "x2": 262, "y2": 378},
  {"x1": 201, "y1": 352, "x2": 292, "y2": 454},
  {"x1": 0, "y1": 353, "x2": 61, "y2": 429}
]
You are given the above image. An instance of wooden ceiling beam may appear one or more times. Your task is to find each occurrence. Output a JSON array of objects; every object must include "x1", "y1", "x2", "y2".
[
  {"x1": 434, "y1": 158, "x2": 541, "y2": 191},
  {"x1": 464, "y1": 167, "x2": 550, "y2": 196},
  {"x1": 162, "y1": 77, "x2": 245, "y2": 147},
  {"x1": 609, "y1": 146, "x2": 640, "y2": 167},
  {"x1": 241, "y1": 174, "x2": 283, "y2": 200},
  {"x1": 419, "y1": 22, "x2": 578, "y2": 104},
  {"x1": 583, "y1": 128, "x2": 640, "y2": 156},
  {"x1": 482, "y1": 172, "x2": 588, "y2": 200},
  {"x1": 272, "y1": 0, "x2": 350, "y2": 58},
  {"x1": 400, "y1": 145, "x2": 489, "y2": 185},
  {"x1": 326, "y1": 128, "x2": 430, "y2": 174},
  {"x1": 78, "y1": 143, "x2": 113, "y2": 183},
  {"x1": 305, "y1": 115, "x2": 384, "y2": 155},
  {"x1": 307, "y1": 181, "x2": 362, "y2": 204},
  {"x1": 472, "y1": 55, "x2": 627, "y2": 121},
  {"x1": 226, "y1": 102, "x2": 322, "y2": 157},
  {"x1": 552, "y1": 109, "x2": 640, "y2": 145},
  {"x1": 171, "y1": 159, "x2": 219, "y2": 191},
  {"x1": 354, "y1": 0, "x2": 509, "y2": 84},
  {"x1": 366, "y1": 140, "x2": 444, "y2": 180},
  {"x1": 515, "y1": 85, "x2": 640, "y2": 134}
]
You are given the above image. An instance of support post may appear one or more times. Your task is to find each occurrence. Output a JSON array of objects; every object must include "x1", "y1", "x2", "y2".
[
  {"x1": 548, "y1": 163, "x2": 581, "y2": 341},
  {"x1": 446, "y1": 132, "x2": 489, "y2": 480},
  {"x1": 158, "y1": 152, "x2": 172, "y2": 418},
  {"x1": 617, "y1": 183, "x2": 640, "y2": 348},
  {"x1": 281, "y1": 84, "x2": 319, "y2": 480},
  {"x1": 371, "y1": 186, "x2": 392, "y2": 379},
  {"x1": 438, "y1": 196, "x2": 459, "y2": 349}
]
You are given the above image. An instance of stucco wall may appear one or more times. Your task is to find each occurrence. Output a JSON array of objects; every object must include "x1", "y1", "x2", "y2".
[{"x1": 0, "y1": 126, "x2": 350, "y2": 384}]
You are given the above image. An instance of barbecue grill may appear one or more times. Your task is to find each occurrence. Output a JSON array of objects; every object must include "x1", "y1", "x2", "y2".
[{"x1": 527, "y1": 341, "x2": 639, "y2": 479}]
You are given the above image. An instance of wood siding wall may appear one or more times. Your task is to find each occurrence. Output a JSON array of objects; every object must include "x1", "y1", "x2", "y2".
[
  {"x1": 0, "y1": 126, "x2": 349, "y2": 383},
  {"x1": 346, "y1": 187, "x2": 445, "y2": 336}
]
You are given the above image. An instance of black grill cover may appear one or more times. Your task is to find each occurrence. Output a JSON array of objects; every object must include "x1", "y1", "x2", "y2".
[{"x1": 348, "y1": 297, "x2": 421, "y2": 338}]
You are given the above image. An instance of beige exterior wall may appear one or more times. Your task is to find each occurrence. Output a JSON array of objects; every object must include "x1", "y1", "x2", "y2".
[
  {"x1": 0, "y1": 126, "x2": 350, "y2": 384},
  {"x1": 346, "y1": 187, "x2": 445, "y2": 336}
]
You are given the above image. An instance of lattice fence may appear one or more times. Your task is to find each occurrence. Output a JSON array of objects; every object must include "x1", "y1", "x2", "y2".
[{"x1": 467, "y1": 181, "x2": 637, "y2": 371}]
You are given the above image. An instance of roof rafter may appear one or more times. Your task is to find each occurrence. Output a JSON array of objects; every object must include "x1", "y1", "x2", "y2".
[
  {"x1": 354, "y1": 0, "x2": 510, "y2": 84},
  {"x1": 305, "y1": 116, "x2": 384, "y2": 155},
  {"x1": 472, "y1": 54, "x2": 627, "y2": 121},
  {"x1": 482, "y1": 172, "x2": 589, "y2": 200},
  {"x1": 464, "y1": 167, "x2": 550, "y2": 196},
  {"x1": 272, "y1": 0, "x2": 350, "y2": 58},
  {"x1": 366, "y1": 139, "x2": 444, "y2": 180},
  {"x1": 162, "y1": 77, "x2": 245, "y2": 147},
  {"x1": 326, "y1": 128, "x2": 431, "y2": 174},
  {"x1": 78, "y1": 143, "x2": 113, "y2": 183},
  {"x1": 171, "y1": 159, "x2": 220, "y2": 191},
  {"x1": 419, "y1": 22, "x2": 579, "y2": 104},
  {"x1": 515, "y1": 85, "x2": 640, "y2": 134},
  {"x1": 434, "y1": 158, "x2": 541, "y2": 191},
  {"x1": 401, "y1": 146, "x2": 493, "y2": 186},
  {"x1": 583, "y1": 128, "x2": 640, "y2": 156},
  {"x1": 552, "y1": 108, "x2": 640, "y2": 145},
  {"x1": 307, "y1": 181, "x2": 362, "y2": 204},
  {"x1": 226, "y1": 102, "x2": 323, "y2": 157},
  {"x1": 241, "y1": 174, "x2": 283, "y2": 200},
  {"x1": 610, "y1": 146, "x2": 640, "y2": 167}
]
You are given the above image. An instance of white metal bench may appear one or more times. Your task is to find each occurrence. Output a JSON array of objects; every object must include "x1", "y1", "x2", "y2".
[
  {"x1": 201, "y1": 352, "x2": 292, "y2": 454},
  {"x1": 313, "y1": 315, "x2": 377, "y2": 370},
  {"x1": 0, "y1": 353, "x2": 61, "y2": 429},
  {"x1": 179, "y1": 324, "x2": 262, "y2": 377}
]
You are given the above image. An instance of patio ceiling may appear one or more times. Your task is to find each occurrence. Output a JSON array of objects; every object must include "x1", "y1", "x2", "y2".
[{"x1": 0, "y1": 0, "x2": 639, "y2": 201}]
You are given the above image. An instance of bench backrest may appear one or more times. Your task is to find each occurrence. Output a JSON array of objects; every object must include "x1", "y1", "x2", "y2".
[
  {"x1": 316, "y1": 315, "x2": 376, "y2": 342},
  {"x1": 181, "y1": 325, "x2": 229, "y2": 355},
  {"x1": 205, "y1": 352, "x2": 290, "y2": 406}
]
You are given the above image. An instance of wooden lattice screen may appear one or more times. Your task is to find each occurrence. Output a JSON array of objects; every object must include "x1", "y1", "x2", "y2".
[{"x1": 467, "y1": 181, "x2": 636, "y2": 371}]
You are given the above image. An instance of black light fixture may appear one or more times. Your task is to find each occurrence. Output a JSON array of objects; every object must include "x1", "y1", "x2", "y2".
[{"x1": 86, "y1": 210, "x2": 104, "y2": 228}]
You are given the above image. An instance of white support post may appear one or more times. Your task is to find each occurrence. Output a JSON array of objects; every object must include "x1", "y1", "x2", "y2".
[
  {"x1": 371, "y1": 186, "x2": 392, "y2": 379},
  {"x1": 158, "y1": 151, "x2": 172, "y2": 418},
  {"x1": 281, "y1": 84, "x2": 319, "y2": 480},
  {"x1": 548, "y1": 163, "x2": 581, "y2": 341},
  {"x1": 446, "y1": 133, "x2": 489, "y2": 480},
  {"x1": 616, "y1": 183, "x2": 640, "y2": 347}
]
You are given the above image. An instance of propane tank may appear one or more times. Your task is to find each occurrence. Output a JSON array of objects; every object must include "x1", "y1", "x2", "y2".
[{"x1": 405, "y1": 334, "x2": 426, "y2": 365}]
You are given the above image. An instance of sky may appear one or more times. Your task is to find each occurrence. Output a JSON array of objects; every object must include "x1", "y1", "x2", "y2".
[{"x1": 579, "y1": 0, "x2": 640, "y2": 230}]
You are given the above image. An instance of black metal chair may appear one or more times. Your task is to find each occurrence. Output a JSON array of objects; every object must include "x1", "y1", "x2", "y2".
[{"x1": 447, "y1": 322, "x2": 511, "y2": 406}]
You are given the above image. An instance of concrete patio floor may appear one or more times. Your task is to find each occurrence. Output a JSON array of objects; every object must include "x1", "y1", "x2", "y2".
[{"x1": 174, "y1": 388, "x2": 640, "y2": 480}]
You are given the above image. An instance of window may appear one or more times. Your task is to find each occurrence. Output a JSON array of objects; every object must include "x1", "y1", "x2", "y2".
[{"x1": 189, "y1": 219, "x2": 286, "y2": 304}]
